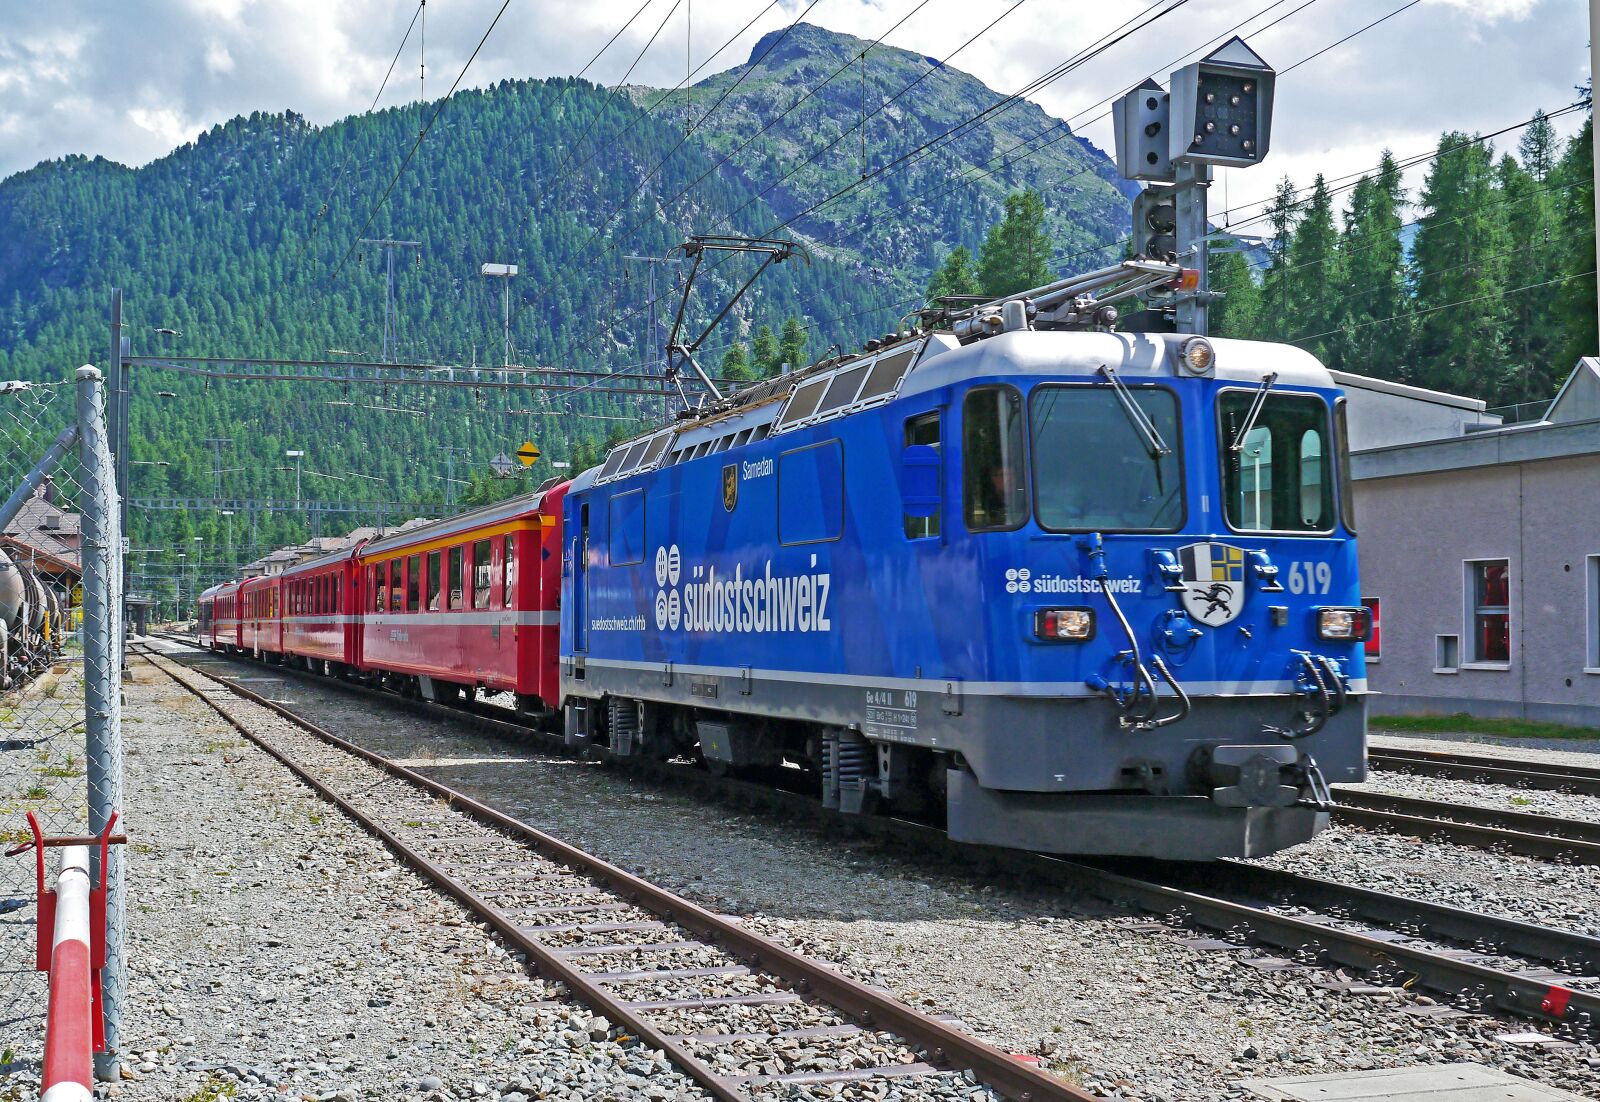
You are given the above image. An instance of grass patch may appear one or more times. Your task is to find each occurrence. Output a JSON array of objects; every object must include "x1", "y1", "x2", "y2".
[
  {"x1": 39, "y1": 761, "x2": 82, "y2": 779},
  {"x1": 22, "y1": 786, "x2": 48, "y2": 800},
  {"x1": 1374, "y1": 713, "x2": 1600, "y2": 741},
  {"x1": 182, "y1": 1075, "x2": 237, "y2": 1102}
]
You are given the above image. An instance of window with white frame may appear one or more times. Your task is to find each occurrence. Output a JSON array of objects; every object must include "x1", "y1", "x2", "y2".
[
  {"x1": 1466, "y1": 559, "x2": 1511, "y2": 665},
  {"x1": 1588, "y1": 555, "x2": 1600, "y2": 673}
]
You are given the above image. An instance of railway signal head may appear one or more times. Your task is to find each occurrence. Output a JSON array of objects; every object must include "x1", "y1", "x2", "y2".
[
  {"x1": 1132, "y1": 185, "x2": 1178, "y2": 263},
  {"x1": 1167, "y1": 37, "x2": 1275, "y2": 168},
  {"x1": 1112, "y1": 78, "x2": 1174, "y2": 182}
]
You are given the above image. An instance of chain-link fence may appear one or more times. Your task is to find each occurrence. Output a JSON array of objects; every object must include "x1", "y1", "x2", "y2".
[{"x1": 1, "y1": 367, "x2": 124, "y2": 1081}]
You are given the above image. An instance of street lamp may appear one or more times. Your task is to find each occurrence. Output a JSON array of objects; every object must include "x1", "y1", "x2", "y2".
[
  {"x1": 285, "y1": 450, "x2": 305, "y2": 501},
  {"x1": 175, "y1": 551, "x2": 186, "y2": 622}
]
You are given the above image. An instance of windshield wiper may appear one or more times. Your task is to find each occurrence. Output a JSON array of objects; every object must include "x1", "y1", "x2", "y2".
[
  {"x1": 1097, "y1": 365, "x2": 1171, "y2": 459},
  {"x1": 1229, "y1": 371, "x2": 1281, "y2": 452}
]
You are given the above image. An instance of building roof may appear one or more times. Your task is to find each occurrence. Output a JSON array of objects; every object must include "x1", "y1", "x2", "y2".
[
  {"x1": 1546, "y1": 358, "x2": 1600, "y2": 425},
  {"x1": 1352, "y1": 414, "x2": 1600, "y2": 481},
  {"x1": 1, "y1": 487, "x2": 82, "y2": 573}
]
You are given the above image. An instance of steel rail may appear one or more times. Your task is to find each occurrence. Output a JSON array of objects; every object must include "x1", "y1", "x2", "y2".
[
  {"x1": 1370, "y1": 748, "x2": 1600, "y2": 797},
  {"x1": 134, "y1": 644, "x2": 1099, "y2": 1102},
  {"x1": 152, "y1": 636, "x2": 1600, "y2": 1033},
  {"x1": 1335, "y1": 790, "x2": 1600, "y2": 864}
]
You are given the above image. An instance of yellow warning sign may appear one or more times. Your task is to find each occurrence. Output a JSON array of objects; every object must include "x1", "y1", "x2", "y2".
[{"x1": 516, "y1": 442, "x2": 540, "y2": 467}]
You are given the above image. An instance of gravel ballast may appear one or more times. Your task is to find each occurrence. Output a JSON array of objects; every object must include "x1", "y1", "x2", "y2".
[
  {"x1": 137, "y1": 648, "x2": 1600, "y2": 1102},
  {"x1": 14, "y1": 664, "x2": 716, "y2": 1102}
]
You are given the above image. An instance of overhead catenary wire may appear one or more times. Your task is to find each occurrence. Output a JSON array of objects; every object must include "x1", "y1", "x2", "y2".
[
  {"x1": 570, "y1": 0, "x2": 1189, "y2": 365},
  {"x1": 329, "y1": 0, "x2": 516, "y2": 283},
  {"x1": 1287, "y1": 269, "x2": 1595, "y2": 346}
]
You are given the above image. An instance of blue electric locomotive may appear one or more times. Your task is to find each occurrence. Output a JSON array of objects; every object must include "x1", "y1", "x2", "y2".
[{"x1": 558, "y1": 295, "x2": 1368, "y2": 859}]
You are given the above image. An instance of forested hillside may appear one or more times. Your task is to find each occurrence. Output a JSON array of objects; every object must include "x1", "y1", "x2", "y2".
[{"x1": 0, "y1": 24, "x2": 1131, "y2": 596}]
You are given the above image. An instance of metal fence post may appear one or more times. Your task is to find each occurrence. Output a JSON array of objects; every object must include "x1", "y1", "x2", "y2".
[{"x1": 76, "y1": 365, "x2": 123, "y2": 1080}]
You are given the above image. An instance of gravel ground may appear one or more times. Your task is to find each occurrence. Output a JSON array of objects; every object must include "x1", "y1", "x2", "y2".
[
  {"x1": 1371, "y1": 730, "x2": 1600, "y2": 764},
  {"x1": 0, "y1": 664, "x2": 720, "y2": 1102},
  {"x1": 155, "y1": 649, "x2": 1600, "y2": 1101},
  {"x1": 1340, "y1": 770, "x2": 1600, "y2": 827}
]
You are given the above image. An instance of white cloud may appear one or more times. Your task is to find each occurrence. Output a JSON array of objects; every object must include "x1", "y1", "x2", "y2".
[
  {"x1": 205, "y1": 41, "x2": 234, "y2": 75},
  {"x1": 0, "y1": 0, "x2": 1586, "y2": 237}
]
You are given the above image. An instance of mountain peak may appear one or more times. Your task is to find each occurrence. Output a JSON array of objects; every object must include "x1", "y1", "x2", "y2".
[{"x1": 745, "y1": 22, "x2": 872, "y2": 68}]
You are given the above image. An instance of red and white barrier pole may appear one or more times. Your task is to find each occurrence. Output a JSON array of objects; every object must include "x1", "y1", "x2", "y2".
[{"x1": 40, "y1": 844, "x2": 94, "y2": 1102}]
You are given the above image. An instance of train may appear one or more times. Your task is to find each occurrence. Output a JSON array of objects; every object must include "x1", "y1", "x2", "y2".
[
  {"x1": 200, "y1": 293, "x2": 1369, "y2": 860},
  {"x1": 0, "y1": 548, "x2": 68, "y2": 691}
]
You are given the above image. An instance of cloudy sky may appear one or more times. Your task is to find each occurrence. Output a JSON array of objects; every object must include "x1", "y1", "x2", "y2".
[{"x1": 0, "y1": 0, "x2": 1587, "y2": 229}]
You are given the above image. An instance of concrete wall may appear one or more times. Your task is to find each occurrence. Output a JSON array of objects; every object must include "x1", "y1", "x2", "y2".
[
  {"x1": 1333, "y1": 370, "x2": 1497, "y2": 451},
  {"x1": 1356, "y1": 454, "x2": 1600, "y2": 727}
]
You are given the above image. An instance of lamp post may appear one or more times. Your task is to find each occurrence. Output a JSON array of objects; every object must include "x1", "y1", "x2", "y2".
[
  {"x1": 220, "y1": 510, "x2": 234, "y2": 564},
  {"x1": 174, "y1": 552, "x2": 186, "y2": 623},
  {"x1": 192, "y1": 537, "x2": 204, "y2": 618},
  {"x1": 285, "y1": 449, "x2": 305, "y2": 502}
]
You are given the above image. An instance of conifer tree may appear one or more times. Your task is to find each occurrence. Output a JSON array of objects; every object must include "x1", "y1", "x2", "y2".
[
  {"x1": 1496, "y1": 152, "x2": 1561, "y2": 403},
  {"x1": 1410, "y1": 132, "x2": 1510, "y2": 394},
  {"x1": 1207, "y1": 247, "x2": 1260, "y2": 339},
  {"x1": 1553, "y1": 116, "x2": 1598, "y2": 372},
  {"x1": 977, "y1": 189, "x2": 1052, "y2": 297},
  {"x1": 778, "y1": 316, "x2": 808, "y2": 372},
  {"x1": 720, "y1": 342, "x2": 752, "y2": 381},
  {"x1": 1337, "y1": 152, "x2": 1410, "y2": 380},
  {"x1": 926, "y1": 245, "x2": 980, "y2": 300},
  {"x1": 1257, "y1": 176, "x2": 1301, "y2": 341},
  {"x1": 750, "y1": 325, "x2": 780, "y2": 377},
  {"x1": 1283, "y1": 175, "x2": 1342, "y2": 363}
]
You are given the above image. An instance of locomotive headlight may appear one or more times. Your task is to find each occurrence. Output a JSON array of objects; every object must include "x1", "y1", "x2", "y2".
[
  {"x1": 1178, "y1": 335, "x2": 1215, "y2": 375},
  {"x1": 1035, "y1": 608, "x2": 1095, "y2": 642},
  {"x1": 1317, "y1": 606, "x2": 1370, "y2": 641}
]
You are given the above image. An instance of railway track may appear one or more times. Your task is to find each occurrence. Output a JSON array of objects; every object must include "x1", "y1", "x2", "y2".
[
  {"x1": 147, "y1": 636, "x2": 1600, "y2": 1036},
  {"x1": 134, "y1": 643, "x2": 1097, "y2": 1102},
  {"x1": 150, "y1": 635, "x2": 1600, "y2": 867},
  {"x1": 1370, "y1": 745, "x2": 1600, "y2": 798}
]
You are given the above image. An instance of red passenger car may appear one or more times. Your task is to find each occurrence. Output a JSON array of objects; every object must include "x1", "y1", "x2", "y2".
[
  {"x1": 202, "y1": 580, "x2": 241, "y2": 652},
  {"x1": 279, "y1": 546, "x2": 361, "y2": 675},
  {"x1": 238, "y1": 574, "x2": 281, "y2": 658},
  {"x1": 354, "y1": 486, "x2": 565, "y2": 710}
]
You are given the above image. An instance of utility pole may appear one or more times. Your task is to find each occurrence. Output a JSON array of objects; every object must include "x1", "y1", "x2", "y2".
[
  {"x1": 624, "y1": 254, "x2": 683, "y2": 421},
  {"x1": 108, "y1": 290, "x2": 129, "y2": 677},
  {"x1": 438, "y1": 444, "x2": 468, "y2": 508},
  {"x1": 358, "y1": 238, "x2": 423, "y2": 362},
  {"x1": 203, "y1": 437, "x2": 233, "y2": 500}
]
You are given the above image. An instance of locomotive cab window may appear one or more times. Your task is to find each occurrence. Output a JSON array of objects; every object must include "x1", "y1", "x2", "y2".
[
  {"x1": 1030, "y1": 384, "x2": 1183, "y2": 532},
  {"x1": 963, "y1": 386, "x2": 1027, "y2": 531},
  {"x1": 1219, "y1": 391, "x2": 1334, "y2": 533}
]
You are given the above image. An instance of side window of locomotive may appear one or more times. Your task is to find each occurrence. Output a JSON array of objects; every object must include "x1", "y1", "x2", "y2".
[
  {"x1": 778, "y1": 439, "x2": 845, "y2": 546},
  {"x1": 609, "y1": 489, "x2": 647, "y2": 566},
  {"x1": 903, "y1": 413, "x2": 941, "y2": 539},
  {"x1": 1219, "y1": 392, "x2": 1334, "y2": 533},
  {"x1": 406, "y1": 554, "x2": 421, "y2": 613},
  {"x1": 504, "y1": 534, "x2": 516, "y2": 608},
  {"x1": 962, "y1": 386, "x2": 1028, "y2": 532},
  {"x1": 449, "y1": 546, "x2": 465, "y2": 609},
  {"x1": 1030, "y1": 385, "x2": 1184, "y2": 533},
  {"x1": 373, "y1": 565, "x2": 386, "y2": 613},
  {"x1": 427, "y1": 551, "x2": 442, "y2": 611},
  {"x1": 472, "y1": 540, "x2": 493, "y2": 609},
  {"x1": 1334, "y1": 399, "x2": 1357, "y2": 533}
]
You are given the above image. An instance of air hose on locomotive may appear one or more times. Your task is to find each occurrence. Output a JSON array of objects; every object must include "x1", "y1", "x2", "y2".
[{"x1": 1080, "y1": 532, "x2": 1190, "y2": 730}]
